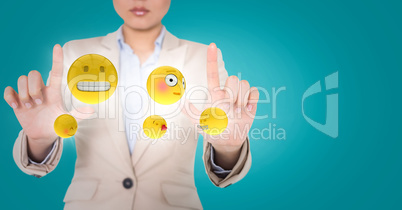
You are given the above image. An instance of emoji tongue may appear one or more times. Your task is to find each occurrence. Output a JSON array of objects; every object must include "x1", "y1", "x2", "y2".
[{"x1": 161, "y1": 125, "x2": 167, "y2": 131}]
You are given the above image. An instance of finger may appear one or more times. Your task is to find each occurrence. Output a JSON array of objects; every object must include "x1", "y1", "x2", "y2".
[
  {"x1": 49, "y1": 44, "x2": 64, "y2": 90},
  {"x1": 182, "y1": 99, "x2": 201, "y2": 125},
  {"x1": 70, "y1": 106, "x2": 95, "y2": 122},
  {"x1": 4, "y1": 86, "x2": 19, "y2": 109},
  {"x1": 246, "y1": 87, "x2": 260, "y2": 114},
  {"x1": 237, "y1": 80, "x2": 250, "y2": 108},
  {"x1": 28, "y1": 70, "x2": 45, "y2": 105},
  {"x1": 223, "y1": 75, "x2": 239, "y2": 105},
  {"x1": 17, "y1": 75, "x2": 33, "y2": 108},
  {"x1": 207, "y1": 43, "x2": 220, "y2": 92}
]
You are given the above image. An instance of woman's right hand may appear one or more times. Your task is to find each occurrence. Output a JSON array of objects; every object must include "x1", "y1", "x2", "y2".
[
  {"x1": 4, "y1": 44, "x2": 66, "y2": 144},
  {"x1": 4, "y1": 44, "x2": 93, "y2": 162}
]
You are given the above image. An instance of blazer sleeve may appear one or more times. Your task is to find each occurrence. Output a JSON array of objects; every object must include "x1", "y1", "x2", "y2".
[
  {"x1": 13, "y1": 130, "x2": 63, "y2": 178},
  {"x1": 12, "y1": 43, "x2": 72, "y2": 178},
  {"x1": 202, "y1": 48, "x2": 252, "y2": 188}
]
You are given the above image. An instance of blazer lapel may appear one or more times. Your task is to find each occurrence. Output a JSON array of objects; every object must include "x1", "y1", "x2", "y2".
[
  {"x1": 101, "y1": 31, "x2": 134, "y2": 174},
  {"x1": 131, "y1": 30, "x2": 188, "y2": 167}
]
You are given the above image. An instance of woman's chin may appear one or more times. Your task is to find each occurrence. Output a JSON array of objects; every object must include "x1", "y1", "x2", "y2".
[{"x1": 124, "y1": 21, "x2": 162, "y2": 31}]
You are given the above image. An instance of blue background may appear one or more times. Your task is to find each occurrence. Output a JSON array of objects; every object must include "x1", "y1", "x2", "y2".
[{"x1": 1, "y1": 0, "x2": 401, "y2": 209}]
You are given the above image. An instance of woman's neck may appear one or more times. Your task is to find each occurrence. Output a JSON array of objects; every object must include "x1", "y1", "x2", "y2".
[{"x1": 122, "y1": 23, "x2": 163, "y2": 64}]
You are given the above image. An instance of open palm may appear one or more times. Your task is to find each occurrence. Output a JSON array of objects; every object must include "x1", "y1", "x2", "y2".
[
  {"x1": 4, "y1": 45, "x2": 91, "y2": 143},
  {"x1": 185, "y1": 43, "x2": 259, "y2": 152}
]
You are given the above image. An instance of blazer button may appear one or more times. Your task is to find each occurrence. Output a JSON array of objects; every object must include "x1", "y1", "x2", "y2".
[{"x1": 123, "y1": 178, "x2": 133, "y2": 189}]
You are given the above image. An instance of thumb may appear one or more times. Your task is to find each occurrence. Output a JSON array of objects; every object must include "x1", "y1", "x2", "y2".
[
  {"x1": 70, "y1": 106, "x2": 95, "y2": 122},
  {"x1": 182, "y1": 100, "x2": 208, "y2": 135},
  {"x1": 182, "y1": 99, "x2": 201, "y2": 125}
]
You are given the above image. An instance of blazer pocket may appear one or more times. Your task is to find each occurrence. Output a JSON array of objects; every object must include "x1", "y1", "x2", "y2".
[
  {"x1": 161, "y1": 182, "x2": 202, "y2": 210},
  {"x1": 63, "y1": 178, "x2": 99, "y2": 203}
]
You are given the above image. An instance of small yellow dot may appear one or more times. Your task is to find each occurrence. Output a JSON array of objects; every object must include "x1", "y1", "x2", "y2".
[
  {"x1": 54, "y1": 114, "x2": 78, "y2": 138},
  {"x1": 199, "y1": 107, "x2": 228, "y2": 135},
  {"x1": 143, "y1": 115, "x2": 167, "y2": 139}
]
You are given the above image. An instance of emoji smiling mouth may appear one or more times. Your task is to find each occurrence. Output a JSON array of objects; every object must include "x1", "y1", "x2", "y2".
[
  {"x1": 173, "y1": 92, "x2": 181, "y2": 95},
  {"x1": 76, "y1": 81, "x2": 111, "y2": 92}
]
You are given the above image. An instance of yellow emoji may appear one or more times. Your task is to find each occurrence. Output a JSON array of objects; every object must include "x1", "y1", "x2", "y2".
[
  {"x1": 54, "y1": 114, "x2": 78, "y2": 138},
  {"x1": 67, "y1": 54, "x2": 118, "y2": 104},
  {"x1": 199, "y1": 107, "x2": 228, "y2": 135},
  {"x1": 143, "y1": 115, "x2": 167, "y2": 139},
  {"x1": 147, "y1": 66, "x2": 185, "y2": 105}
]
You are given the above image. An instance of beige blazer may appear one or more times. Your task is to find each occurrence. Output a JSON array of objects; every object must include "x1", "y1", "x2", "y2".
[{"x1": 13, "y1": 29, "x2": 251, "y2": 210}]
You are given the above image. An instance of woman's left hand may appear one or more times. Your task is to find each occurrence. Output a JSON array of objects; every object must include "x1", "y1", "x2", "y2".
[{"x1": 184, "y1": 43, "x2": 259, "y2": 169}]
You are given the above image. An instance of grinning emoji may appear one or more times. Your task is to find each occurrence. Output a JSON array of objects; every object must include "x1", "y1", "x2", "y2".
[
  {"x1": 54, "y1": 114, "x2": 78, "y2": 138},
  {"x1": 67, "y1": 54, "x2": 118, "y2": 104},
  {"x1": 146, "y1": 66, "x2": 185, "y2": 105},
  {"x1": 199, "y1": 107, "x2": 228, "y2": 135},
  {"x1": 143, "y1": 115, "x2": 168, "y2": 139}
]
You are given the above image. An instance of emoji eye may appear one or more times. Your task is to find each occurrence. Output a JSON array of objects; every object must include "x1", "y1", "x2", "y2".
[
  {"x1": 165, "y1": 74, "x2": 178, "y2": 87},
  {"x1": 100, "y1": 66, "x2": 105, "y2": 72},
  {"x1": 182, "y1": 78, "x2": 185, "y2": 89},
  {"x1": 84, "y1": 66, "x2": 88, "y2": 72},
  {"x1": 70, "y1": 127, "x2": 74, "y2": 130}
]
